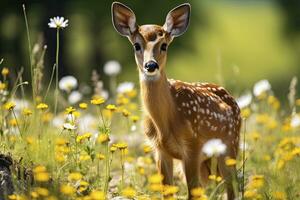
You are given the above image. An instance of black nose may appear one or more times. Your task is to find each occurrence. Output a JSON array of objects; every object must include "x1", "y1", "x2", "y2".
[{"x1": 144, "y1": 61, "x2": 159, "y2": 72}]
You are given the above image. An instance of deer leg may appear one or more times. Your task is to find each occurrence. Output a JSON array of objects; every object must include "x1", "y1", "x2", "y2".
[
  {"x1": 217, "y1": 150, "x2": 238, "y2": 200},
  {"x1": 199, "y1": 159, "x2": 211, "y2": 186},
  {"x1": 183, "y1": 156, "x2": 201, "y2": 199},
  {"x1": 156, "y1": 150, "x2": 174, "y2": 185}
]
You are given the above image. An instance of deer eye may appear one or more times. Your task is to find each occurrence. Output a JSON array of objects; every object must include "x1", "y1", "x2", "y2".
[
  {"x1": 134, "y1": 43, "x2": 141, "y2": 51},
  {"x1": 161, "y1": 43, "x2": 167, "y2": 51}
]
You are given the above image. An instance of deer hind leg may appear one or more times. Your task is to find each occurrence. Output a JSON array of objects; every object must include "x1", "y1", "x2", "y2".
[
  {"x1": 156, "y1": 150, "x2": 174, "y2": 185},
  {"x1": 199, "y1": 159, "x2": 211, "y2": 186},
  {"x1": 217, "y1": 146, "x2": 238, "y2": 200},
  {"x1": 183, "y1": 156, "x2": 201, "y2": 199}
]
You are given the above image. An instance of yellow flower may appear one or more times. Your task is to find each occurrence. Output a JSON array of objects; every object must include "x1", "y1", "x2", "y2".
[
  {"x1": 247, "y1": 175, "x2": 264, "y2": 189},
  {"x1": 89, "y1": 190, "x2": 105, "y2": 200},
  {"x1": 79, "y1": 154, "x2": 91, "y2": 161},
  {"x1": 37, "y1": 103, "x2": 48, "y2": 110},
  {"x1": 97, "y1": 134, "x2": 109, "y2": 143},
  {"x1": 114, "y1": 142, "x2": 128, "y2": 150},
  {"x1": 91, "y1": 97, "x2": 105, "y2": 105},
  {"x1": 96, "y1": 153, "x2": 105, "y2": 160},
  {"x1": 148, "y1": 173, "x2": 164, "y2": 184},
  {"x1": 149, "y1": 183, "x2": 163, "y2": 192},
  {"x1": 79, "y1": 102, "x2": 88, "y2": 109},
  {"x1": 225, "y1": 158, "x2": 237, "y2": 166},
  {"x1": 76, "y1": 132, "x2": 92, "y2": 143},
  {"x1": 2, "y1": 67, "x2": 9, "y2": 76},
  {"x1": 122, "y1": 109, "x2": 131, "y2": 117},
  {"x1": 110, "y1": 146, "x2": 117, "y2": 152},
  {"x1": 9, "y1": 119, "x2": 17, "y2": 126},
  {"x1": 208, "y1": 175, "x2": 222, "y2": 182},
  {"x1": 60, "y1": 184, "x2": 75, "y2": 195},
  {"x1": 26, "y1": 136, "x2": 34, "y2": 145},
  {"x1": 131, "y1": 115, "x2": 139, "y2": 123},
  {"x1": 35, "y1": 172, "x2": 50, "y2": 182},
  {"x1": 0, "y1": 82, "x2": 6, "y2": 90},
  {"x1": 36, "y1": 187, "x2": 49, "y2": 196},
  {"x1": 244, "y1": 190, "x2": 257, "y2": 198},
  {"x1": 31, "y1": 191, "x2": 39, "y2": 198},
  {"x1": 65, "y1": 106, "x2": 76, "y2": 114},
  {"x1": 241, "y1": 108, "x2": 251, "y2": 119},
  {"x1": 163, "y1": 185, "x2": 179, "y2": 196},
  {"x1": 68, "y1": 172, "x2": 83, "y2": 181},
  {"x1": 191, "y1": 187, "x2": 205, "y2": 197},
  {"x1": 106, "y1": 104, "x2": 117, "y2": 111},
  {"x1": 33, "y1": 165, "x2": 46, "y2": 173},
  {"x1": 143, "y1": 145, "x2": 152, "y2": 154},
  {"x1": 22, "y1": 108, "x2": 33, "y2": 116},
  {"x1": 121, "y1": 187, "x2": 136, "y2": 198},
  {"x1": 4, "y1": 102, "x2": 15, "y2": 110}
]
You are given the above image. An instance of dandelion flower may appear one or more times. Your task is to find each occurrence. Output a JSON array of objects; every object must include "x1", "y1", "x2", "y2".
[
  {"x1": 48, "y1": 16, "x2": 69, "y2": 29},
  {"x1": 121, "y1": 187, "x2": 136, "y2": 198},
  {"x1": 22, "y1": 108, "x2": 33, "y2": 116},
  {"x1": 36, "y1": 103, "x2": 48, "y2": 110},
  {"x1": 237, "y1": 92, "x2": 252, "y2": 109},
  {"x1": 114, "y1": 142, "x2": 128, "y2": 150},
  {"x1": 97, "y1": 134, "x2": 109, "y2": 143},
  {"x1": 1, "y1": 67, "x2": 9, "y2": 77},
  {"x1": 59, "y1": 76, "x2": 78, "y2": 92},
  {"x1": 60, "y1": 185, "x2": 75, "y2": 195},
  {"x1": 68, "y1": 172, "x2": 83, "y2": 181},
  {"x1": 91, "y1": 97, "x2": 105, "y2": 105},
  {"x1": 202, "y1": 139, "x2": 226, "y2": 157},
  {"x1": 3, "y1": 102, "x2": 15, "y2": 110},
  {"x1": 36, "y1": 187, "x2": 49, "y2": 196},
  {"x1": 253, "y1": 79, "x2": 271, "y2": 97},
  {"x1": 68, "y1": 91, "x2": 82, "y2": 104},
  {"x1": 117, "y1": 82, "x2": 134, "y2": 93},
  {"x1": 103, "y1": 60, "x2": 121, "y2": 76},
  {"x1": 35, "y1": 172, "x2": 50, "y2": 182},
  {"x1": 225, "y1": 158, "x2": 237, "y2": 166},
  {"x1": 106, "y1": 104, "x2": 117, "y2": 111},
  {"x1": 148, "y1": 173, "x2": 164, "y2": 184},
  {"x1": 79, "y1": 102, "x2": 88, "y2": 109}
]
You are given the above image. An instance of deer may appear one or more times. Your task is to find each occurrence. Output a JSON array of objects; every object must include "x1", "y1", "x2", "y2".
[{"x1": 111, "y1": 2, "x2": 241, "y2": 199}]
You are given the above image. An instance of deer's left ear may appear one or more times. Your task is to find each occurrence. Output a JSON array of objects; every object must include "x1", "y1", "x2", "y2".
[{"x1": 163, "y1": 3, "x2": 191, "y2": 37}]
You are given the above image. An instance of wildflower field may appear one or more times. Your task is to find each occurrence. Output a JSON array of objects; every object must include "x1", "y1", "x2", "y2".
[{"x1": 1, "y1": 4, "x2": 300, "y2": 200}]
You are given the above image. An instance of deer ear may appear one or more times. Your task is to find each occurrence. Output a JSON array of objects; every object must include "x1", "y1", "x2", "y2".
[
  {"x1": 163, "y1": 3, "x2": 191, "y2": 37},
  {"x1": 112, "y1": 2, "x2": 138, "y2": 37}
]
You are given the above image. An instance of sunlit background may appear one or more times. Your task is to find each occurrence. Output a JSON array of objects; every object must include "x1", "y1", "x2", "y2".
[{"x1": 1, "y1": 0, "x2": 299, "y2": 98}]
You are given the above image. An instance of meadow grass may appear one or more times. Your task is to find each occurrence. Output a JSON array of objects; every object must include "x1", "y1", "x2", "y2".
[{"x1": 1, "y1": 5, "x2": 300, "y2": 200}]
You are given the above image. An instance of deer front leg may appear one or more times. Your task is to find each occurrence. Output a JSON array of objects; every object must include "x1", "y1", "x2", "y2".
[
  {"x1": 156, "y1": 150, "x2": 173, "y2": 185},
  {"x1": 183, "y1": 156, "x2": 201, "y2": 199}
]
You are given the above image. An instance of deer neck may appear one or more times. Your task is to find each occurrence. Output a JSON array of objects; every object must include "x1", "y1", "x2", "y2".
[{"x1": 139, "y1": 71, "x2": 176, "y2": 134}]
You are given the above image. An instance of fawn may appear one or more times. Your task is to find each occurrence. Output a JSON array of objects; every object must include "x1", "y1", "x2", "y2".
[{"x1": 112, "y1": 2, "x2": 241, "y2": 199}]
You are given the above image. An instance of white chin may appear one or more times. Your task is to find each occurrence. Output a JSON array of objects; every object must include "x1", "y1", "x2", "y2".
[{"x1": 141, "y1": 69, "x2": 160, "y2": 81}]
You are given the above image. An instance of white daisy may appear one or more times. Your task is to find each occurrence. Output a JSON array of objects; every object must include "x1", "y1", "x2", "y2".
[
  {"x1": 237, "y1": 92, "x2": 252, "y2": 109},
  {"x1": 63, "y1": 123, "x2": 77, "y2": 130},
  {"x1": 59, "y1": 76, "x2": 78, "y2": 92},
  {"x1": 202, "y1": 139, "x2": 227, "y2": 157},
  {"x1": 103, "y1": 60, "x2": 121, "y2": 76},
  {"x1": 117, "y1": 82, "x2": 134, "y2": 93},
  {"x1": 291, "y1": 114, "x2": 300, "y2": 128},
  {"x1": 68, "y1": 91, "x2": 82, "y2": 104},
  {"x1": 253, "y1": 79, "x2": 271, "y2": 97},
  {"x1": 48, "y1": 16, "x2": 69, "y2": 29}
]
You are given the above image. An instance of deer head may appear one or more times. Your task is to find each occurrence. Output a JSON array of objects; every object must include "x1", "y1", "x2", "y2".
[{"x1": 112, "y1": 2, "x2": 191, "y2": 81}]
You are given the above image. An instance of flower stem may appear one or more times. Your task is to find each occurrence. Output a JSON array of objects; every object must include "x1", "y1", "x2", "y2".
[
  {"x1": 12, "y1": 110, "x2": 22, "y2": 137},
  {"x1": 54, "y1": 28, "x2": 60, "y2": 115},
  {"x1": 22, "y1": 4, "x2": 35, "y2": 104}
]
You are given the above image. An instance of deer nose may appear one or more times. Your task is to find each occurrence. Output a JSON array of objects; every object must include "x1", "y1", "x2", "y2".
[{"x1": 144, "y1": 61, "x2": 159, "y2": 72}]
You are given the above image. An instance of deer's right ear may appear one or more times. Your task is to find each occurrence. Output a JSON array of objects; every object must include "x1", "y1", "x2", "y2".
[{"x1": 112, "y1": 2, "x2": 137, "y2": 37}]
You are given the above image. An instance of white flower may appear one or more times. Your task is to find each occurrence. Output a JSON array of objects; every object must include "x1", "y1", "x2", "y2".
[
  {"x1": 101, "y1": 90, "x2": 109, "y2": 100},
  {"x1": 202, "y1": 139, "x2": 227, "y2": 157},
  {"x1": 117, "y1": 82, "x2": 134, "y2": 93},
  {"x1": 63, "y1": 123, "x2": 77, "y2": 130},
  {"x1": 68, "y1": 91, "x2": 82, "y2": 104},
  {"x1": 237, "y1": 92, "x2": 252, "y2": 109},
  {"x1": 253, "y1": 79, "x2": 271, "y2": 97},
  {"x1": 59, "y1": 76, "x2": 78, "y2": 92},
  {"x1": 291, "y1": 114, "x2": 300, "y2": 128},
  {"x1": 48, "y1": 16, "x2": 69, "y2": 28},
  {"x1": 103, "y1": 60, "x2": 121, "y2": 76},
  {"x1": 52, "y1": 116, "x2": 64, "y2": 128}
]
